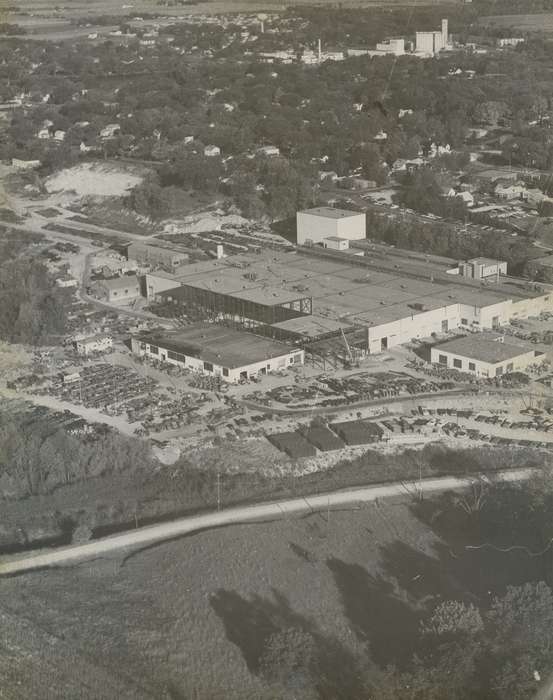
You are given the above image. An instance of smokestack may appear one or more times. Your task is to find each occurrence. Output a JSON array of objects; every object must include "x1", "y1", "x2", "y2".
[
  {"x1": 442, "y1": 18, "x2": 448, "y2": 47},
  {"x1": 260, "y1": 20, "x2": 264, "y2": 33},
  {"x1": 216, "y1": 244, "x2": 224, "y2": 260},
  {"x1": 318, "y1": 38, "x2": 322, "y2": 62}
]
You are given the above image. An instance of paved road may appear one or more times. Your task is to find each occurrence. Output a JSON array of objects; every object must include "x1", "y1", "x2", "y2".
[{"x1": 0, "y1": 468, "x2": 533, "y2": 576}]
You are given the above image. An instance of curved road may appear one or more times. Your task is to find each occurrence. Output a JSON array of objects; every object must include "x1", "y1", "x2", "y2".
[{"x1": 0, "y1": 468, "x2": 533, "y2": 576}]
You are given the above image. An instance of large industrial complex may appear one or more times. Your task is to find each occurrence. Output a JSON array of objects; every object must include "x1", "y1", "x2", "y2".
[{"x1": 141, "y1": 210, "x2": 553, "y2": 360}]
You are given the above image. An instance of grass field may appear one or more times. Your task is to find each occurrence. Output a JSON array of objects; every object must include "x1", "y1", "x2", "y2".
[
  {"x1": 6, "y1": 0, "x2": 464, "y2": 28},
  {"x1": 480, "y1": 13, "x2": 553, "y2": 32},
  {"x1": 0, "y1": 502, "x2": 443, "y2": 699},
  {"x1": 2, "y1": 484, "x2": 550, "y2": 699}
]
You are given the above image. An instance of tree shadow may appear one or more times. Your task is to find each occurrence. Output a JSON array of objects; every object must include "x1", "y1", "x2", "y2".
[
  {"x1": 407, "y1": 489, "x2": 553, "y2": 599},
  {"x1": 326, "y1": 557, "x2": 420, "y2": 669},
  {"x1": 209, "y1": 587, "x2": 367, "y2": 699},
  {"x1": 378, "y1": 539, "x2": 466, "y2": 604}
]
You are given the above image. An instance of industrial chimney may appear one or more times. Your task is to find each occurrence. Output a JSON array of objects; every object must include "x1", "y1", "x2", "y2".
[
  {"x1": 318, "y1": 38, "x2": 322, "y2": 62},
  {"x1": 441, "y1": 18, "x2": 448, "y2": 48},
  {"x1": 217, "y1": 244, "x2": 224, "y2": 259}
]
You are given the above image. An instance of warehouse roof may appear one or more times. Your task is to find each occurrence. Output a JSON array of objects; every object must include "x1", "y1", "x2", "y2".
[
  {"x1": 434, "y1": 335, "x2": 535, "y2": 364},
  {"x1": 299, "y1": 206, "x2": 363, "y2": 219},
  {"x1": 466, "y1": 257, "x2": 505, "y2": 266},
  {"x1": 146, "y1": 248, "x2": 553, "y2": 329},
  {"x1": 135, "y1": 324, "x2": 298, "y2": 368},
  {"x1": 271, "y1": 315, "x2": 353, "y2": 338}
]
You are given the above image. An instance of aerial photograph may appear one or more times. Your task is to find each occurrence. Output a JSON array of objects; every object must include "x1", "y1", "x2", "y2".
[{"x1": 3, "y1": 0, "x2": 553, "y2": 697}]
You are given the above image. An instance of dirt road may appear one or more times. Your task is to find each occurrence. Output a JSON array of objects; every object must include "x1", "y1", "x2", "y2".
[{"x1": 0, "y1": 468, "x2": 533, "y2": 576}]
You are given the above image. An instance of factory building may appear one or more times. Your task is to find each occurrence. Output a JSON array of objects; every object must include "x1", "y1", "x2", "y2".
[
  {"x1": 296, "y1": 207, "x2": 366, "y2": 245},
  {"x1": 91, "y1": 275, "x2": 141, "y2": 304},
  {"x1": 127, "y1": 242, "x2": 189, "y2": 269},
  {"x1": 458, "y1": 258, "x2": 508, "y2": 281},
  {"x1": 416, "y1": 18, "x2": 449, "y2": 55},
  {"x1": 375, "y1": 38, "x2": 405, "y2": 56},
  {"x1": 430, "y1": 335, "x2": 542, "y2": 378},
  {"x1": 131, "y1": 324, "x2": 304, "y2": 382},
  {"x1": 142, "y1": 245, "x2": 553, "y2": 355}
]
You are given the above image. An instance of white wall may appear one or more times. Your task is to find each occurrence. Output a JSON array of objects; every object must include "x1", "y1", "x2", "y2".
[
  {"x1": 365, "y1": 291, "x2": 553, "y2": 354},
  {"x1": 297, "y1": 211, "x2": 365, "y2": 245},
  {"x1": 367, "y1": 304, "x2": 460, "y2": 353},
  {"x1": 145, "y1": 273, "x2": 181, "y2": 299},
  {"x1": 430, "y1": 346, "x2": 538, "y2": 377},
  {"x1": 131, "y1": 338, "x2": 304, "y2": 383}
]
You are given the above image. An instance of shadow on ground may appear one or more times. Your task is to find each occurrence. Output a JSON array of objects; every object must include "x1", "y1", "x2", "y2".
[
  {"x1": 327, "y1": 557, "x2": 421, "y2": 669},
  {"x1": 210, "y1": 587, "x2": 367, "y2": 699},
  {"x1": 403, "y1": 487, "x2": 553, "y2": 599}
]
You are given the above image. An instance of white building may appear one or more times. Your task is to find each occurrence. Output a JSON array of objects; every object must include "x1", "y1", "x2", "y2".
[
  {"x1": 75, "y1": 334, "x2": 113, "y2": 355},
  {"x1": 131, "y1": 325, "x2": 304, "y2": 383},
  {"x1": 296, "y1": 207, "x2": 366, "y2": 245},
  {"x1": 257, "y1": 145, "x2": 280, "y2": 157},
  {"x1": 375, "y1": 38, "x2": 405, "y2": 56},
  {"x1": 91, "y1": 275, "x2": 141, "y2": 303},
  {"x1": 447, "y1": 189, "x2": 474, "y2": 207},
  {"x1": 415, "y1": 19, "x2": 449, "y2": 56},
  {"x1": 204, "y1": 144, "x2": 221, "y2": 157},
  {"x1": 100, "y1": 123, "x2": 121, "y2": 139},
  {"x1": 11, "y1": 158, "x2": 41, "y2": 170},
  {"x1": 495, "y1": 181, "x2": 528, "y2": 200},
  {"x1": 497, "y1": 37, "x2": 524, "y2": 47},
  {"x1": 459, "y1": 258, "x2": 507, "y2": 280},
  {"x1": 430, "y1": 334, "x2": 542, "y2": 378},
  {"x1": 323, "y1": 236, "x2": 350, "y2": 251}
]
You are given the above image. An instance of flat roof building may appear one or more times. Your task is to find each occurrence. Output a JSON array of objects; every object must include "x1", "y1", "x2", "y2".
[
  {"x1": 75, "y1": 334, "x2": 113, "y2": 355},
  {"x1": 296, "y1": 207, "x2": 366, "y2": 245},
  {"x1": 127, "y1": 242, "x2": 189, "y2": 269},
  {"x1": 459, "y1": 258, "x2": 507, "y2": 280},
  {"x1": 430, "y1": 334, "x2": 542, "y2": 378},
  {"x1": 131, "y1": 324, "x2": 304, "y2": 382},
  {"x1": 143, "y1": 245, "x2": 553, "y2": 354},
  {"x1": 91, "y1": 275, "x2": 141, "y2": 304}
]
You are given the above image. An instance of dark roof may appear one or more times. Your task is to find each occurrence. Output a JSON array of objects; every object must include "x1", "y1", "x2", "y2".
[
  {"x1": 135, "y1": 324, "x2": 297, "y2": 369},
  {"x1": 434, "y1": 335, "x2": 533, "y2": 364}
]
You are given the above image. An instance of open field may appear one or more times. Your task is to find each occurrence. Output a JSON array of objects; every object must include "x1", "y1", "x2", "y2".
[
  {"x1": 1, "y1": 482, "x2": 551, "y2": 699},
  {"x1": 45, "y1": 163, "x2": 144, "y2": 198},
  {"x1": 7, "y1": 0, "x2": 464, "y2": 20},
  {"x1": 480, "y1": 13, "x2": 553, "y2": 32}
]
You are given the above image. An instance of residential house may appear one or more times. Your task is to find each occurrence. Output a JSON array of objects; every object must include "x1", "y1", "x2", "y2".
[
  {"x1": 75, "y1": 335, "x2": 113, "y2": 356},
  {"x1": 100, "y1": 123, "x2": 121, "y2": 140},
  {"x1": 447, "y1": 189, "x2": 474, "y2": 207},
  {"x1": 257, "y1": 145, "x2": 280, "y2": 157},
  {"x1": 204, "y1": 144, "x2": 221, "y2": 157}
]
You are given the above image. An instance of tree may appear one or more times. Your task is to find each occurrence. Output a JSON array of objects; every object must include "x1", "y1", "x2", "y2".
[
  {"x1": 421, "y1": 601, "x2": 484, "y2": 638},
  {"x1": 488, "y1": 582, "x2": 553, "y2": 700},
  {"x1": 128, "y1": 177, "x2": 171, "y2": 221}
]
